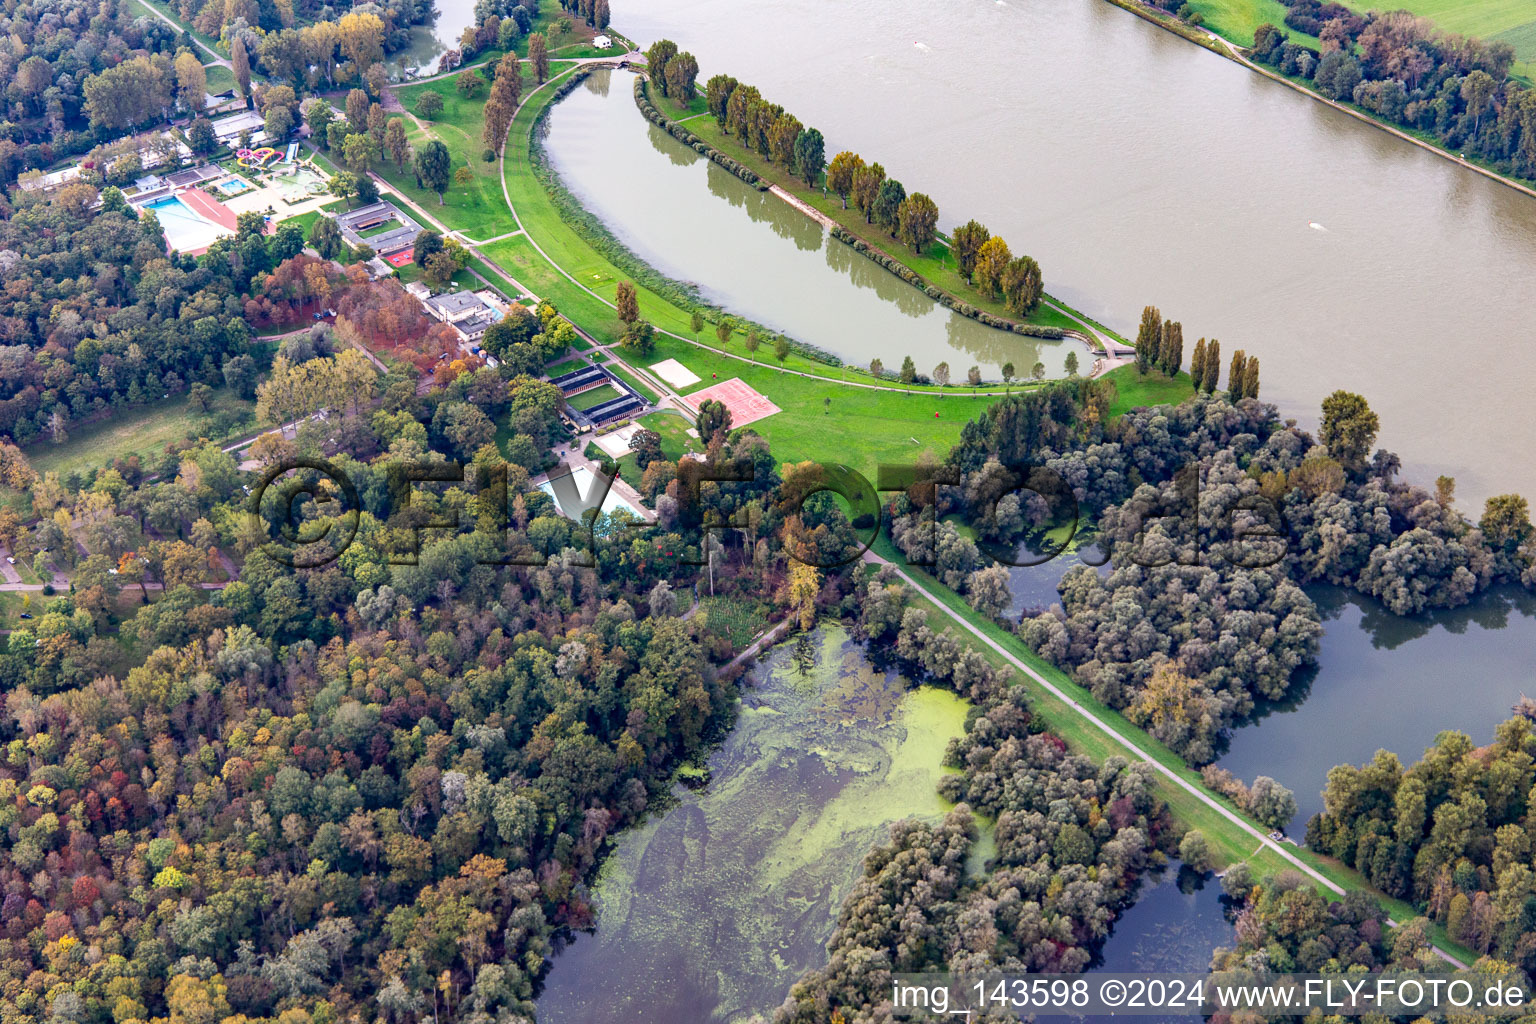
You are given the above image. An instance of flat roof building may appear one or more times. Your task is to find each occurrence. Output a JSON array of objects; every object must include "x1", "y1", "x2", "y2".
[{"x1": 211, "y1": 109, "x2": 268, "y2": 144}]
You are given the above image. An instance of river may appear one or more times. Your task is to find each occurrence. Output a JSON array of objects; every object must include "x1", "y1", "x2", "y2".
[
  {"x1": 536, "y1": 627, "x2": 971, "y2": 1024},
  {"x1": 542, "y1": 70, "x2": 1077, "y2": 377},
  {"x1": 615, "y1": 0, "x2": 1536, "y2": 509}
]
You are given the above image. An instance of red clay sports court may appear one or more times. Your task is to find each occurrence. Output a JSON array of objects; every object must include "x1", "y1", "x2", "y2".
[{"x1": 683, "y1": 378, "x2": 781, "y2": 428}]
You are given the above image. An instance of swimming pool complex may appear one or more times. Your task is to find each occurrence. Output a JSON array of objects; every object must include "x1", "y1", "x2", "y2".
[{"x1": 141, "y1": 196, "x2": 228, "y2": 253}]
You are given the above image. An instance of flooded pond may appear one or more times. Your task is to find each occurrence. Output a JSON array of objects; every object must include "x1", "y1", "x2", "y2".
[
  {"x1": 535, "y1": 627, "x2": 971, "y2": 1024},
  {"x1": 1217, "y1": 585, "x2": 1536, "y2": 833},
  {"x1": 1003, "y1": 552, "x2": 1536, "y2": 836}
]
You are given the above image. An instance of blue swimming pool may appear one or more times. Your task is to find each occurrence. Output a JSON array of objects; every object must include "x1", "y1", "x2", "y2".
[{"x1": 141, "y1": 196, "x2": 225, "y2": 252}]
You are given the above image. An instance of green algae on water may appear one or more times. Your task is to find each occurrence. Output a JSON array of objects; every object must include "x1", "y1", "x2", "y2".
[{"x1": 536, "y1": 625, "x2": 969, "y2": 1024}]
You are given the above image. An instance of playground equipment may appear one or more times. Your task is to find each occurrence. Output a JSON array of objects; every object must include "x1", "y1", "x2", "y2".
[{"x1": 235, "y1": 146, "x2": 279, "y2": 169}]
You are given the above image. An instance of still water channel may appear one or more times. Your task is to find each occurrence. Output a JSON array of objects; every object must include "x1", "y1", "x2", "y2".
[
  {"x1": 536, "y1": 626, "x2": 1240, "y2": 1023},
  {"x1": 390, "y1": 0, "x2": 478, "y2": 76},
  {"x1": 541, "y1": 70, "x2": 1077, "y2": 378},
  {"x1": 1216, "y1": 584, "x2": 1536, "y2": 833},
  {"x1": 1007, "y1": 555, "x2": 1536, "y2": 835}
]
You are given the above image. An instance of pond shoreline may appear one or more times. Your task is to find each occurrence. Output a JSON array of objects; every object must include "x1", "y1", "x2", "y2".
[{"x1": 535, "y1": 625, "x2": 974, "y2": 1024}]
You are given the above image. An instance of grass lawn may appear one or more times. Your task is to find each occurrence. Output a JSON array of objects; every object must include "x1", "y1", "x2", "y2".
[
  {"x1": 281, "y1": 201, "x2": 344, "y2": 239},
  {"x1": 391, "y1": 260, "x2": 481, "y2": 293},
  {"x1": 382, "y1": 70, "x2": 541, "y2": 238},
  {"x1": 203, "y1": 64, "x2": 237, "y2": 95},
  {"x1": 359, "y1": 218, "x2": 405, "y2": 239},
  {"x1": 1102, "y1": 364, "x2": 1197, "y2": 419},
  {"x1": 26, "y1": 389, "x2": 260, "y2": 479},
  {"x1": 637, "y1": 410, "x2": 699, "y2": 461},
  {"x1": 602, "y1": 360, "x2": 660, "y2": 404},
  {"x1": 657, "y1": 332, "x2": 1012, "y2": 480},
  {"x1": 545, "y1": 356, "x2": 590, "y2": 377},
  {"x1": 0, "y1": 592, "x2": 69, "y2": 628},
  {"x1": 565, "y1": 383, "x2": 621, "y2": 411},
  {"x1": 1182, "y1": 0, "x2": 1322, "y2": 49},
  {"x1": 608, "y1": 410, "x2": 701, "y2": 491}
]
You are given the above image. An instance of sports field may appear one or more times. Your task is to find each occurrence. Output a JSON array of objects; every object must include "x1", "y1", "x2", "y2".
[{"x1": 681, "y1": 378, "x2": 782, "y2": 428}]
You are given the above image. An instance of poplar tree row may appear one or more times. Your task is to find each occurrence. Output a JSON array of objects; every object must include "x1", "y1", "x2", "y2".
[
  {"x1": 1135, "y1": 306, "x2": 1260, "y2": 400},
  {"x1": 701, "y1": 68, "x2": 1043, "y2": 315},
  {"x1": 701, "y1": 70, "x2": 825, "y2": 189}
]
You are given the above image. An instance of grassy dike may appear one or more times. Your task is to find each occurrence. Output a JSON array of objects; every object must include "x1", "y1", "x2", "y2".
[
  {"x1": 384, "y1": 57, "x2": 1469, "y2": 961},
  {"x1": 639, "y1": 80, "x2": 1128, "y2": 349},
  {"x1": 380, "y1": 65, "x2": 1055, "y2": 479},
  {"x1": 877, "y1": 537, "x2": 1476, "y2": 963}
]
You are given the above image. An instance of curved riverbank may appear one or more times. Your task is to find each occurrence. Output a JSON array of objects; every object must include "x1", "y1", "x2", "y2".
[
  {"x1": 1102, "y1": 0, "x2": 1536, "y2": 205},
  {"x1": 536, "y1": 70, "x2": 849, "y2": 367}
]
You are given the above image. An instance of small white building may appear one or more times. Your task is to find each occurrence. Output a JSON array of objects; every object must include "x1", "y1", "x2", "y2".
[
  {"x1": 425, "y1": 290, "x2": 492, "y2": 325},
  {"x1": 594, "y1": 34, "x2": 612, "y2": 49}
]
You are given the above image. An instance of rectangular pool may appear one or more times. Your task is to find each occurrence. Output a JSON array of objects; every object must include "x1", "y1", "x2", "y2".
[
  {"x1": 141, "y1": 196, "x2": 228, "y2": 253},
  {"x1": 537, "y1": 465, "x2": 643, "y2": 521}
]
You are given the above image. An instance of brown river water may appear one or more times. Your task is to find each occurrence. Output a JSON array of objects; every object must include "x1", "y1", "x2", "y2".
[{"x1": 616, "y1": 0, "x2": 1536, "y2": 509}]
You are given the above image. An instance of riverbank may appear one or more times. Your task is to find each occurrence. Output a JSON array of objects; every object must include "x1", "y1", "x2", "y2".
[
  {"x1": 1102, "y1": 0, "x2": 1536, "y2": 206},
  {"x1": 387, "y1": 44, "x2": 1473, "y2": 966}
]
